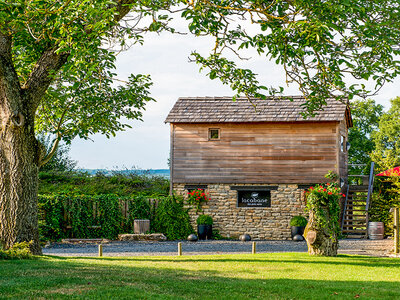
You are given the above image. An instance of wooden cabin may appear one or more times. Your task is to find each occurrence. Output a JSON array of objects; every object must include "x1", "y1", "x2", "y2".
[{"x1": 165, "y1": 96, "x2": 352, "y2": 240}]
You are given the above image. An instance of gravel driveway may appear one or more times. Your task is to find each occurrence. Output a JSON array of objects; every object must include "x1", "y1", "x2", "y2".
[{"x1": 43, "y1": 239, "x2": 394, "y2": 257}]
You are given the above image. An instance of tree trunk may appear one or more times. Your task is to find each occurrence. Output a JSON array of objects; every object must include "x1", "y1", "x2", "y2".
[
  {"x1": 304, "y1": 208, "x2": 338, "y2": 256},
  {"x1": 0, "y1": 97, "x2": 42, "y2": 255}
]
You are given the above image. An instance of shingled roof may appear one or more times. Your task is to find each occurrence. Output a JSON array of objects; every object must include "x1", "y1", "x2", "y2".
[{"x1": 165, "y1": 96, "x2": 352, "y2": 126}]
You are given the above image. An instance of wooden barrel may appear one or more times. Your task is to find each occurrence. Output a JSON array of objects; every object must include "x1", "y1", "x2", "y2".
[
  {"x1": 134, "y1": 219, "x2": 150, "y2": 234},
  {"x1": 368, "y1": 222, "x2": 384, "y2": 240}
]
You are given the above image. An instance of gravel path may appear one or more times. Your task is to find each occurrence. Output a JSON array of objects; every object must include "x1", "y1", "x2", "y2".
[{"x1": 43, "y1": 239, "x2": 394, "y2": 257}]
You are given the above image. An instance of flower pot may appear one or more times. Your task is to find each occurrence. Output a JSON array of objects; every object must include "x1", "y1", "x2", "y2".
[
  {"x1": 368, "y1": 222, "x2": 384, "y2": 240},
  {"x1": 291, "y1": 226, "x2": 305, "y2": 239},
  {"x1": 197, "y1": 225, "x2": 212, "y2": 240}
]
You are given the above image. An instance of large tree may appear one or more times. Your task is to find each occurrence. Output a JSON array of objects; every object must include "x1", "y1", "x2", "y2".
[
  {"x1": 371, "y1": 97, "x2": 400, "y2": 171},
  {"x1": 348, "y1": 99, "x2": 384, "y2": 177},
  {"x1": 1, "y1": 1, "x2": 400, "y2": 254}
]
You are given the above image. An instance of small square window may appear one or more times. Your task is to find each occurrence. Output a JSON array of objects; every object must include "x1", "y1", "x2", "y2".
[{"x1": 209, "y1": 128, "x2": 220, "y2": 140}]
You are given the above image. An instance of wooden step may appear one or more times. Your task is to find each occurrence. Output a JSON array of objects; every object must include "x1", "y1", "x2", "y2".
[
  {"x1": 347, "y1": 200, "x2": 367, "y2": 203},
  {"x1": 349, "y1": 194, "x2": 368, "y2": 196},
  {"x1": 349, "y1": 185, "x2": 369, "y2": 191},
  {"x1": 344, "y1": 234, "x2": 367, "y2": 239},
  {"x1": 343, "y1": 221, "x2": 366, "y2": 224},
  {"x1": 342, "y1": 224, "x2": 367, "y2": 228},
  {"x1": 342, "y1": 229, "x2": 367, "y2": 233}
]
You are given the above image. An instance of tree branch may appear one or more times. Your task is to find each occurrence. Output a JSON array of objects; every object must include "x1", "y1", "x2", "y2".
[
  {"x1": 0, "y1": 31, "x2": 22, "y2": 112},
  {"x1": 39, "y1": 135, "x2": 61, "y2": 167},
  {"x1": 114, "y1": 0, "x2": 137, "y2": 23},
  {"x1": 23, "y1": 0, "x2": 137, "y2": 111},
  {"x1": 22, "y1": 48, "x2": 69, "y2": 111},
  {"x1": 38, "y1": 98, "x2": 72, "y2": 167}
]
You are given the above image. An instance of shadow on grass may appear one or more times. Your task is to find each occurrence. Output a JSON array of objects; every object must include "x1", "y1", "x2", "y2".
[
  {"x1": 0, "y1": 256, "x2": 399, "y2": 299},
  {"x1": 46, "y1": 253, "x2": 400, "y2": 269}
]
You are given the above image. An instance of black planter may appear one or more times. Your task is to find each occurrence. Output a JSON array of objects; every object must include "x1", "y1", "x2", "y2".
[
  {"x1": 291, "y1": 226, "x2": 305, "y2": 239},
  {"x1": 197, "y1": 225, "x2": 212, "y2": 240}
]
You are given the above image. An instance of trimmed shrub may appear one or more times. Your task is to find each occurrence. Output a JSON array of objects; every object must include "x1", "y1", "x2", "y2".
[
  {"x1": 290, "y1": 216, "x2": 308, "y2": 227},
  {"x1": 197, "y1": 215, "x2": 213, "y2": 225}
]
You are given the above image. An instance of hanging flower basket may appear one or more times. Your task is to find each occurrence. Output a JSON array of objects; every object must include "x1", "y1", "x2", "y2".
[{"x1": 187, "y1": 189, "x2": 210, "y2": 212}]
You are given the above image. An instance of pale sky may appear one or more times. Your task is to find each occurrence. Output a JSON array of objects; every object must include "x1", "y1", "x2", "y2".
[{"x1": 69, "y1": 25, "x2": 400, "y2": 170}]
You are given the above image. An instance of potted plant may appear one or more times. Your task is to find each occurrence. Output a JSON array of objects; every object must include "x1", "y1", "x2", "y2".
[
  {"x1": 197, "y1": 215, "x2": 213, "y2": 240},
  {"x1": 290, "y1": 216, "x2": 308, "y2": 239}
]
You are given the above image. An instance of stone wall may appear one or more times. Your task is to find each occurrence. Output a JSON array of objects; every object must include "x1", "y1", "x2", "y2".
[{"x1": 174, "y1": 183, "x2": 307, "y2": 240}]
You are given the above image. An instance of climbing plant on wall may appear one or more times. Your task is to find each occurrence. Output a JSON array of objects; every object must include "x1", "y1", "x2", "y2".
[{"x1": 304, "y1": 183, "x2": 343, "y2": 256}]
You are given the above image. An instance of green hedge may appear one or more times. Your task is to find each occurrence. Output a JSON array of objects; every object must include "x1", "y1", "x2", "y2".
[{"x1": 38, "y1": 193, "x2": 193, "y2": 241}]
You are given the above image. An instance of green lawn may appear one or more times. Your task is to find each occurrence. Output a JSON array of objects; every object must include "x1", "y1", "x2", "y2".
[{"x1": 1, "y1": 253, "x2": 399, "y2": 299}]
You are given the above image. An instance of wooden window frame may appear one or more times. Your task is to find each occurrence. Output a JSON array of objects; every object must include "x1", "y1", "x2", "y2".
[{"x1": 208, "y1": 128, "x2": 220, "y2": 141}]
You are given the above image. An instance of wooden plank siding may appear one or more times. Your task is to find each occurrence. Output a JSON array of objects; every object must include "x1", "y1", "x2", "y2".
[{"x1": 172, "y1": 122, "x2": 341, "y2": 184}]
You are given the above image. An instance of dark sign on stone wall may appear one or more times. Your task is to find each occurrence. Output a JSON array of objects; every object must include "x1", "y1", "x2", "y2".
[{"x1": 237, "y1": 190, "x2": 271, "y2": 207}]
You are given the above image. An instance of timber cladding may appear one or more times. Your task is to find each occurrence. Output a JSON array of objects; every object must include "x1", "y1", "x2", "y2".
[{"x1": 171, "y1": 122, "x2": 340, "y2": 184}]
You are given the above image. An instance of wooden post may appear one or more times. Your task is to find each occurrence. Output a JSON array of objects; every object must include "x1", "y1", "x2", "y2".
[
  {"x1": 178, "y1": 242, "x2": 182, "y2": 256},
  {"x1": 252, "y1": 242, "x2": 256, "y2": 254},
  {"x1": 98, "y1": 244, "x2": 103, "y2": 257},
  {"x1": 394, "y1": 207, "x2": 399, "y2": 255}
]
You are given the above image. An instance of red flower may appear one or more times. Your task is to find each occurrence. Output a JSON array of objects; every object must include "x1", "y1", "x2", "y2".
[
  {"x1": 328, "y1": 192, "x2": 332, "y2": 195},
  {"x1": 323, "y1": 188, "x2": 327, "y2": 192},
  {"x1": 310, "y1": 187, "x2": 314, "y2": 190}
]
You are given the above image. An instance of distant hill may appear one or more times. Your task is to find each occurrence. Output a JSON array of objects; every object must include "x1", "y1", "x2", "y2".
[{"x1": 78, "y1": 169, "x2": 170, "y2": 178}]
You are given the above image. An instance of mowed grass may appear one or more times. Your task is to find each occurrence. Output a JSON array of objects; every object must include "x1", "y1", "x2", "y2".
[{"x1": 1, "y1": 253, "x2": 400, "y2": 299}]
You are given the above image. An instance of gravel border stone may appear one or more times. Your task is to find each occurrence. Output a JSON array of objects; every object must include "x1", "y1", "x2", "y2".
[{"x1": 42, "y1": 239, "x2": 394, "y2": 257}]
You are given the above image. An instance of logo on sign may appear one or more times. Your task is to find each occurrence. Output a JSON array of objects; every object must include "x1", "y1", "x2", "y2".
[{"x1": 237, "y1": 190, "x2": 271, "y2": 207}]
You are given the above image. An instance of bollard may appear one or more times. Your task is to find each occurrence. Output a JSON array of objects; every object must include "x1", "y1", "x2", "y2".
[
  {"x1": 395, "y1": 207, "x2": 399, "y2": 255},
  {"x1": 252, "y1": 241, "x2": 256, "y2": 254},
  {"x1": 98, "y1": 244, "x2": 103, "y2": 257},
  {"x1": 178, "y1": 242, "x2": 182, "y2": 256}
]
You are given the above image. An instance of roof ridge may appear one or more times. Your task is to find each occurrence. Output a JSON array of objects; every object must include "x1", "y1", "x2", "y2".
[{"x1": 166, "y1": 96, "x2": 350, "y2": 124}]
